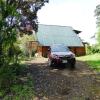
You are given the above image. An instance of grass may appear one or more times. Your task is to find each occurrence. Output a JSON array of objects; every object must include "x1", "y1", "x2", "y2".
[
  {"x1": 77, "y1": 53, "x2": 100, "y2": 72},
  {"x1": 0, "y1": 63, "x2": 35, "y2": 99}
]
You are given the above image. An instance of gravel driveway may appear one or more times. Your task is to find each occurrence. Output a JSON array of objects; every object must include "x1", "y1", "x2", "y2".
[{"x1": 28, "y1": 57, "x2": 100, "y2": 100}]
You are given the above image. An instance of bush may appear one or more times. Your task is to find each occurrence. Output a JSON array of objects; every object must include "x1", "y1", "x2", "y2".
[
  {"x1": 0, "y1": 65, "x2": 16, "y2": 90},
  {"x1": 86, "y1": 44, "x2": 100, "y2": 54},
  {"x1": 32, "y1": 49, "x2": 37, "y2": 57},
  {"x1": 0, "y1": 64, "x2": 34, "y2": 99},
  {"x1": 0, "y1": 65, "x2": 17, "y2": 97},
  {"x1": 8, "y1": 44, "x2": 22, "y2": 64}
]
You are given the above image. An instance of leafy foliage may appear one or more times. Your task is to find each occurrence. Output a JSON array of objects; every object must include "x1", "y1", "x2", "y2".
[
  {"x1": 0, "y1": 0, "x2": 48, "y2": 65},
  {"x1": 0, "y1": 0, "x2": 48, "y2": 34},
  {"x1": 18, "y1": 34, "x2": 36, "y2": 58},
  {"x1": 0, "y1": 64, "x2": 34, "y2": 99},
  {"x1": 0, "y1": 0, "x2": 48, "y2": 99},
  {"x1": 95, "y1": 4, "x2": 100, "y2": 44},
  {"x1": 86, "y1": 44, "x2": 100, "y2": 54},
  {"x1": 96, "y1": 28, "x2": 100, "y2": 44},
  {"x1": 95, "y1": 4, "x2": 100, "y2": 27}
]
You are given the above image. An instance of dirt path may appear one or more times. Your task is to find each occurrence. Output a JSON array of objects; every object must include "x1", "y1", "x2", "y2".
[{"x1": 28, "y1": 57, "x2": 100, "y2": 100}]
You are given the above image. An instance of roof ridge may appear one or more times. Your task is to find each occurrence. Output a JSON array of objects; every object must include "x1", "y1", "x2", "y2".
[{"x1": 39, "y1": 24, "x2": 73, "y2": 28}]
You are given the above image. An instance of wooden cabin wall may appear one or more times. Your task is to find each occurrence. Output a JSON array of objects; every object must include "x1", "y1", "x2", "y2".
[
  {"x1": 37, "y1": 46, "x2": 86, "y2": 57},
  {"x1": 70, "y1": 47, "x2": 86, "y2": 56}
]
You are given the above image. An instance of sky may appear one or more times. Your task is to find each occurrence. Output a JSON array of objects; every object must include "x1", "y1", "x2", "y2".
[{"x1": 37, "y1": 0, "x2": 100, "y2": 43}]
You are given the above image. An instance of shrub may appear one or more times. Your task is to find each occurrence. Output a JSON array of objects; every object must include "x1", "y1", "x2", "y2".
[
  {"x1": 0, "y1": 65, "x2": 17, "y2": 97},
  {"x1": 0, "y1": 64, "x2": 34, "y2": 99},
  {"x1": 86, "y1": 44, "x2": 100, "y2": 54}
]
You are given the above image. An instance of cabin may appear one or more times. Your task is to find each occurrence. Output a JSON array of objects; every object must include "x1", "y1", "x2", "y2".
[{"x1": 32, "y1": 24, "x2": 86, "y2": 57}]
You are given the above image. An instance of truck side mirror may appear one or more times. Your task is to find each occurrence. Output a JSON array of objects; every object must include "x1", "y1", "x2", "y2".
[{"x1": 48, "y1": 49, "x2": 50, "y2": 51}]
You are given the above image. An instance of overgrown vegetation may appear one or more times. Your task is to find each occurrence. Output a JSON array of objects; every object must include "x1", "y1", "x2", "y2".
[
  {"x1": 95, "y1": 4, "x2": 100, "y2": 44},
  {"x1": 86, "y1": 44, "x2": 100, "y2": 54},
  {"x1": 0, "y1": 64, "x2": 34, "y2": 99},
  {"x1": 0, "y1": 0, "x2": 48, "y2": 99},
  {"x1": 77, "y1": 53, "x2": 100, "y2": 72},
  {"x1": 18, "y1": 34, "x2": 37, "y2": 59},
  {"x1": 80, "y1": 5, "x2": 100, "y2": 72}
]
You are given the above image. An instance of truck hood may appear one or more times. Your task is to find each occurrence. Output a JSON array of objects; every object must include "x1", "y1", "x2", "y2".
[{"x1": 51, "y1": 51, "x2": 74, "y2": 56}]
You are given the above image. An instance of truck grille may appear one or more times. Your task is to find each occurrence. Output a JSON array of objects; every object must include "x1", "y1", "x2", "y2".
[{"x1": 59, "y1": 56, "x2": 71, "y2": 60}]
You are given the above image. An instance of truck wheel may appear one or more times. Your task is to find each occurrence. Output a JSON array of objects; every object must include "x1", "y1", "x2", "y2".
[
  {"x1": 71, "y1": 63, "x2": 75, "y2": 69},
  {"x1": 70, "y1": 60, "x2": 76, "y2": 70},
  {"x1": 48, "y1": 59, "x2": 52, "y2": 67}
]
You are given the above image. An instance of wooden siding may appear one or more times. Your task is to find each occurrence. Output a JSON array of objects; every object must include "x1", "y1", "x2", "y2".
[
  {"x1": 27, "y1": 41, "x2": 38, "y2": 50},
  {"x1": 70, "y1": 47, "x2": 86, "y2": 56},
  {"x1": 37, "y1": 46, "x2": 42, "y2": 56},
  {"x1": 38, "y1": 46, "x2": 86, "y2": 57},
  {"x1": 28, "y1": 41, "x2": 86, "y2": 57},
  {"x1": 37, "y1": 46, "x2": 49, "y2": 57}
]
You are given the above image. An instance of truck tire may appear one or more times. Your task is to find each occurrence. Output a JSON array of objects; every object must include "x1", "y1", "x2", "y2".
[{"x1": 48, "y1": 59, "x2": 52, "y2": 67}]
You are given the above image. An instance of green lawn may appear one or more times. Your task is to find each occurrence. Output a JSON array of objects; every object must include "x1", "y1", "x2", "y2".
[{"x1": 77, "y1": 53, "x2": 100, "y2": 72}]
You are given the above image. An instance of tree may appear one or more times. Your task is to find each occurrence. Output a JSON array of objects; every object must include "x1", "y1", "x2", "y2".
[
  {"x1": 95, "y1": 4, "x2": 100, "y2": 27},
  {"x1": 0, "y1": 1, "x2": 48, "y2": 97},
  {"x1": 0, "y1": 0, "x2": 48, "y2": 66},
  {"x1": 0, "y1": 0, "x2": 48, "y2": 33},
  {"x1": 95, "y1": 4, "x2": 100, "y2": 44}
]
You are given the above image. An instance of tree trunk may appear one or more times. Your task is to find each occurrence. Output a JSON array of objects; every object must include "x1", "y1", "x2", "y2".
[{"x1": 0, "y1": 43, "x2": 3, "y2": 66}]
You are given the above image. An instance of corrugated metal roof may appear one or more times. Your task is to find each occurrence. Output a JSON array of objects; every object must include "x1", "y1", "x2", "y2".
[{"x1": 37, "y1": 24, "x2": 83, "y2": 47}]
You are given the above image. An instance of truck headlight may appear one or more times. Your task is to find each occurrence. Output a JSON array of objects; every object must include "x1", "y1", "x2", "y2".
[
  {"x1": 52, "y1": 54, "x2": 59, "y2": 59},
  {"x1": 70, "y1": 54, "x2": 75, "y2": 58}
]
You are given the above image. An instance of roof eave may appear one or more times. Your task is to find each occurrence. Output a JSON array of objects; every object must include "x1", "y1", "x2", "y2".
[{"x1": 73, "y1": 30, "x2": 82, "y2": 34}]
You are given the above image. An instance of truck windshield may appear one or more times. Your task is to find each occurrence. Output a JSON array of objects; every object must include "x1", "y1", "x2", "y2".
[{"x1": 51, "y1": 45, "x2": 69, "y2": 52}]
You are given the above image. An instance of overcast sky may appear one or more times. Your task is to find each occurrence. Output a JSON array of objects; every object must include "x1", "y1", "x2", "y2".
[{"x1": 37, "y1": 0, "x2": 100, "y2": 42}]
